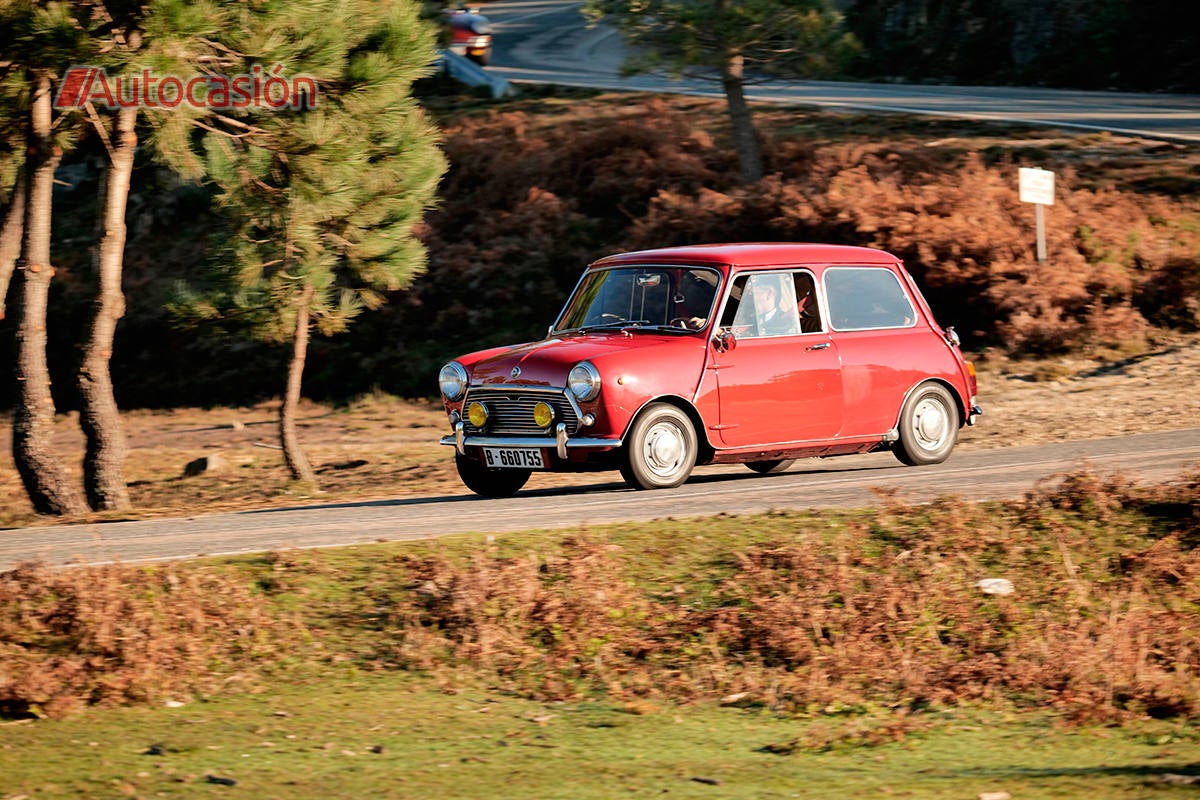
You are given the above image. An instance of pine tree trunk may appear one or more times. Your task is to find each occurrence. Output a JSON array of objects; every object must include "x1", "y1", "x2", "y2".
[
  {"x1": 12, "y1": 73, "x2": 87, "y2": 516},
  {"x1": 279, "y1": 283, "x2": 316, "y2": 484},
  {"x1": 0, "y1": 174, "x2": 26, "y2": 320},
  {"x1": 78, "y1": 105, "x2": 136, "y2": 511},
  {"x1": 721, "y1": 51, "x2": 764, "y2": 183}
]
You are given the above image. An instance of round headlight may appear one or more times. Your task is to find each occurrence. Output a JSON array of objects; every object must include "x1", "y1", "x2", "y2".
[
  {"x1": 439, "y1": 361, "x2": 468, "y2": 401},
  {"x1": 532, "y1": 401, "x2": 555, "y2": 428},
  {"x1": 567, "y1": 361, "x2": 601, "y2": 402},
  {"x1": 467, "y1": 401, "x2": 489, "y2": 428}
]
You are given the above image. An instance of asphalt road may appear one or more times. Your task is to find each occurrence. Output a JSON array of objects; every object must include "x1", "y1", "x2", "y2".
[
  {"x1": 483, "y1": 0, "x2": 1200, "y2": 143},
  {"x1": 4, "y1": 428, "x2": 1199, "y2": 570}
]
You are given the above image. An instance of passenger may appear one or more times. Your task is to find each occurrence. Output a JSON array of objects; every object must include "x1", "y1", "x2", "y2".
[{"x1": 795, "y1": 274, "x2": 821, "y2": 332}]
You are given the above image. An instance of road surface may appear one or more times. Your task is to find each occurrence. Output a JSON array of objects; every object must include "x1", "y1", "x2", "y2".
[
  {"x1": 3, "y1": 428, "x2": 1198, "y2": 570},
  {"x1": 483, "y1": 0, "x2": 1200, "y2": 143}
]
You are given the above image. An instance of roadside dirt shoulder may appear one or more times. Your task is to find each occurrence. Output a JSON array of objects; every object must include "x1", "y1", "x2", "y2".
[{"x1": 960, "y1": 333, "x2": 1200, "y2": 451}]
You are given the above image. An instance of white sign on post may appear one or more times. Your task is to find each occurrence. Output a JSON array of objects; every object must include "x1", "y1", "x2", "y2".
[
  {"x1": 1018, "y1": 167, "x2": 1055, "y2": 262},
  {"x1": 1019, "y1": 167, "x2": 1055, "y2": 205}
]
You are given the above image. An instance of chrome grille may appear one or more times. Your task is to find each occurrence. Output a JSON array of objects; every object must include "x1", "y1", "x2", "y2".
[{"x1": 463, "y1": 388, "x2": 579, "y2": 435}]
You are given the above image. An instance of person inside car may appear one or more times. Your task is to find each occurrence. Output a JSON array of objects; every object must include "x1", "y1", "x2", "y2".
[
  {"x1": 795, "y1": 273, "x2": 822, "y2": 332},
  {"x1": 749, "y1": 280, "x2": 798, "y2": 336}
]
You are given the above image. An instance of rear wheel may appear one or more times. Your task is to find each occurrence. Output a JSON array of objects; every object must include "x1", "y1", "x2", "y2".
[
  {"x1": 745, "y1": 459, "x2": 795, "y2": 474},
  {"x1": 455, "y1": 452, "x2": 531, "y2": 497},
  {"x1": 620, "y1": 403, "x2": 698, "y2": 490},
  {"x1": 894, "y1": 383, "x2": 959, "y2": 466}
]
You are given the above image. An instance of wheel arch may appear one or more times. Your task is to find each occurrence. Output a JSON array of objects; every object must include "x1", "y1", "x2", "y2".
[
  {"x1": 896, "y1": 377, "x2": 968, "y2": 431},
  {"x1": 622, "y1": 394, "x2": 715, "y2": 463}
]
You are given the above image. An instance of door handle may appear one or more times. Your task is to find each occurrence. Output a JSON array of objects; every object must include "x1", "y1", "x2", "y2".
[{"x1": 806, "y1": 342, "x2": 831, "y2": 351}]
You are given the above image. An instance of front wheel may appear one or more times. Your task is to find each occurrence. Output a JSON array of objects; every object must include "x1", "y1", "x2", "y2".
[
  {"x1": 894, "y1": 383, "x2": 959, "y2": 466},
  {"x1": 456, "y1": 453, "x2": 531, "y2": 497},
  {"x1": 620, "y1": 403, "x2": 698, "y2": 490}
]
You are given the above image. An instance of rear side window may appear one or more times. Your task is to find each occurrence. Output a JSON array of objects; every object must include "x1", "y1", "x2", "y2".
[{"x1": 825, "y1": 267, "x2": 916, "y2": 331}]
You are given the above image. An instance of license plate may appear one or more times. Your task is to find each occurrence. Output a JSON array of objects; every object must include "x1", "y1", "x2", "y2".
[{"x1": 482, "y1": 447, "x2": 545, "y2": 470}]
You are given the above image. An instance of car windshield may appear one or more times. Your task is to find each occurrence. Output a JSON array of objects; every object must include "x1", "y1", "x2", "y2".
[{"x1": 552, "y1": 266, "x2": 721, "y2": 333}]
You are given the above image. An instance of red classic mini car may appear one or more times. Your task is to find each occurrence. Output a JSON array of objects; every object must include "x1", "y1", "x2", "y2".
[{"x1": 438, "y1": 243, "x2": 981, "y2": 497}]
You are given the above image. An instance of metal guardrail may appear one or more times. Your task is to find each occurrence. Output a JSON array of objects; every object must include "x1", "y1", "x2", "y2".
[{"x1": 437, "y1": 50, "x2": 512, "y2": 99}]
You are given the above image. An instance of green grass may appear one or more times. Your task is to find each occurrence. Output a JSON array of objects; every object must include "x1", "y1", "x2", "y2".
[{"x1": 2, "y1": 674, "x2": 1197, "y2": 798}]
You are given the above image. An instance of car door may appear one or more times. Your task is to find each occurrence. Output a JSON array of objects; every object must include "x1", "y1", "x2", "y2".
[{"x1": 707, "y1": 270, "x2": 844, "y2": 448}]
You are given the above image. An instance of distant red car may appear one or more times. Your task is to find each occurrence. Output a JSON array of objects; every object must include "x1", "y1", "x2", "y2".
[
  {"x1": 438, "y1": 243, "x2": 981, "y2": 497},
  {"x1": 444, "y1": 7, "x2": 493, "y2": 66}
]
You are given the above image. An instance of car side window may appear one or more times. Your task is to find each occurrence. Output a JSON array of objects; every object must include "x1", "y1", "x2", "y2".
[
  {"x1": 720, "y1": 274, "x2": 801, "y2": 338},
  {"x1": 825, "y1": 267, "x2": 916, "y2": 331}
]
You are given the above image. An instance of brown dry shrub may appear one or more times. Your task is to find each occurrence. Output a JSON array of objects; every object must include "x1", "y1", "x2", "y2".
[
  {"x1": 350, "y1": 100, "x2": 1200, "y2": 397},
  {"x1": 376, "y1": 474, "x2": 1200, "y2": 721},
  {"x1": 3, "y1": 470, "x2": 1196, "y2": 723},
  {"x1": 620, "y1": 144, "x2": 1198, "y2": 354},
  {"x1": 0, "y1": 563, "x2": 299, "y2": 718},
  {"x1": 434, "y1": 97, "x2": 725, "y2": 227},
  {"x1": 716, "y1": 473, "x2": 1200, "y2": 720},
  {"x1": 386, "y1": 536, "x2": 671, "y2": 700},
  {"x1": 793, "y1": 154, "x2": 1175, "y2": 351},
  {"x1": 1134, "y1": 467, "x2": 1200, "y2": 548}
]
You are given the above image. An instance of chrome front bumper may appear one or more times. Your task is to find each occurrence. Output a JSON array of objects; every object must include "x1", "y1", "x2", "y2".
[{"x1": 441, "y1": 421, "x2": 620, "y2": 460}]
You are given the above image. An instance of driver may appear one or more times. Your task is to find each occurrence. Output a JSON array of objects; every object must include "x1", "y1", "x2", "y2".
[
  {"x1": 750, "y1": 281, "x2": 794, "y2": 336},
  {"x1": 671, "y1": 293, "x2": 708, "y2": 330}
]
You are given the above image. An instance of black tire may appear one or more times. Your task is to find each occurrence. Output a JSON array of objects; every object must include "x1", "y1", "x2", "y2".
[
  {"x1": 620, "y1": 403, "x2": 698, "y2": 490},
  {"x1": 894, "y1": 383, "x2": 959, "y2": 466},
  {"x1": 455, "y1": 452, "x2": 531, "y2": 497},
  {"x1": 745, "y1": 459, "x2": 795, "y2": 474}
]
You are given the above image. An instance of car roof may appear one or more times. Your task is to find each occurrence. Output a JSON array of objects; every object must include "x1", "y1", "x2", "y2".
[{"x1": 589, "y1": 243, "x2": 899, "y2": 269}]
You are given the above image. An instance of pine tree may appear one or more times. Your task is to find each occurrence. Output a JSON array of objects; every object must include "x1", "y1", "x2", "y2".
[
  {"x1": 0, "y1": 75, "x2": 25, "y2": 318},
  {"x1": 179, "y1": 0, "x2": 446, "y2": 484},
  {"x1": 583, "y1": 0, "x2": 859, "y2": 182},
  {"x1": 76, "y1": 1, "x2": 224, "y2": 511},
  {"x1": 1, "y1": 0, "x2": 224, "y2": 514},
  {"x1": 0, "y1": 2, "x2": 90, "y2": 515}
]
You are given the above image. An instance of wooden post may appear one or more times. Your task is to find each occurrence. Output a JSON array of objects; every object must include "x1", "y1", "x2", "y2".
[
  {"x1": 1019, "y1": 167, "x2": 1055, "y2": 264},
  {"x1": 1035, "y1": 203, "x2": 1046, "y2": 263}
]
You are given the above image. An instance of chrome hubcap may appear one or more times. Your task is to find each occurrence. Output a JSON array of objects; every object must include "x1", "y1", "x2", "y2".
[
  {"x1": 912, "y1": 398, "x2": 948, "y2": 450},
  {"x1": 643, "y1": 422, "x2": 686, "y2": 477}
]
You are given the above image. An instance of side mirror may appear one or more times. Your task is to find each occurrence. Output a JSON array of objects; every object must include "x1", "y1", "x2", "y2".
[{"x1": 713, "y1": 328, "x2": 737, "y2": 352}]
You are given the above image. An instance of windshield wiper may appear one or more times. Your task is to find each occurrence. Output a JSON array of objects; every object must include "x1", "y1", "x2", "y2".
[
  {"x1": 575, "y1": 319, "x2": 652, "y2": 332},
  {"x1": 636, "y1": 324, "x2": 696, "y2": 334}
]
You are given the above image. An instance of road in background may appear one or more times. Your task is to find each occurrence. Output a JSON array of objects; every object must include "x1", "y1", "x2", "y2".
[
  {"x1": 482, "y1": 0, "x2": 1200, "y2": 143},
  {"x1": 3, "y1": 428, "x2": 1199, "y2": 570}
]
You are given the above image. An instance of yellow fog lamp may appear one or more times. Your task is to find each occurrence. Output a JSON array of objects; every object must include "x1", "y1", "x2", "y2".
[
  {"x1": 532, "y1": 401, "x2": 555, "y2": 428},
  {"x1": 466, "y1": 401, "x2": 489, "y2": 428}
]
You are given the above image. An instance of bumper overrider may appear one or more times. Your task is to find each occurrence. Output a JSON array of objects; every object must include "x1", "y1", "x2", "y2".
[{"x1": 440, "y1": 385, "x2": 620, "y2": 460}]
